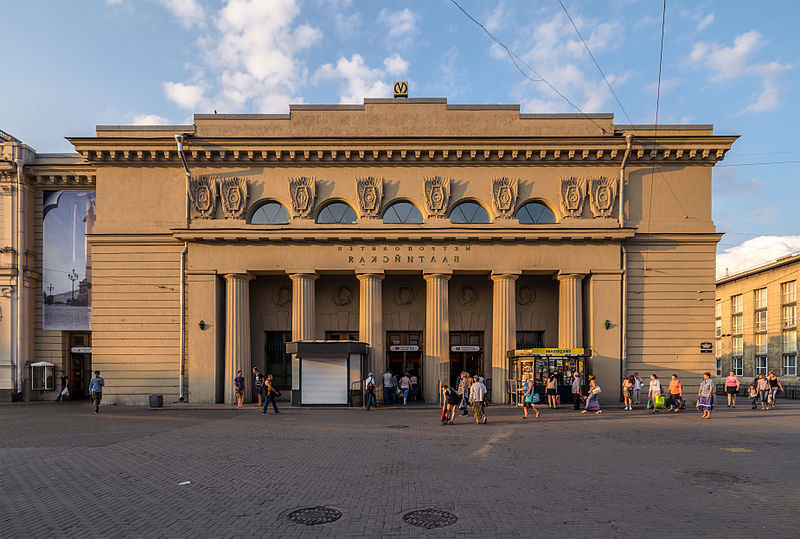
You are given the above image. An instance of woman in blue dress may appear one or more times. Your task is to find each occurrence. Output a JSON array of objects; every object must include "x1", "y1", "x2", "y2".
[
  {"x1": 521, "y1": 373, "x2": 540, "y2": 420},
  {"x1": 698, "y1": 372, "x2": 715, "y2": 419},
  {"x1": 581, "y1": 374, "x2": 602, "y2": 415}
]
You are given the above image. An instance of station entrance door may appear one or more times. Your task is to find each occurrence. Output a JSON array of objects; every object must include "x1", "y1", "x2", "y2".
[{"x1": 386, "y1": 331, "x2": 423, "y2": 400}]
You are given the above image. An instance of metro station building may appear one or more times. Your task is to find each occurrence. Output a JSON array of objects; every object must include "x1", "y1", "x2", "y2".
[{"x1": 0, "y1": 98, "x2": 736, "y2": 404}]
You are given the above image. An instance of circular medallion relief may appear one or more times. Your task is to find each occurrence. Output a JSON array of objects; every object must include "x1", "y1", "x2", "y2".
[
  {"x1": 394, "y1": 286, "x2": 416, "y2": 307},
  {"x1": 331, "y1": 286, "x2": 354, "y2": 307},
  {"x1": 517, "y1": 285, "x2": 535, "y2": 306},
  {"x1": 457, "y1": 286, "x2": 478, "y2": 307},
  {"x1": 273, "y1": 286, "x2": 291, "y2": 307}
]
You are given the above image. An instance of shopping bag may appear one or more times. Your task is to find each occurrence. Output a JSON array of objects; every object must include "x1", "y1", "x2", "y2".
[
  {"x1": 63, "y1": 387, "x2": 70, "y2": 398},
  {"x1": 654, "y1": 395, "x2": 666, "y2": 409},
  {"x1": 646, "y1": 399, "x2": 654, "y2": 410}
]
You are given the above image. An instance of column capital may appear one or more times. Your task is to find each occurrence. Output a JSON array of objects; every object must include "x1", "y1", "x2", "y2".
[
  {"x1": 490, "y1": 273, "x2": 520, "y2": 281},
  {"x1": 356, "y1": 271, "x2": 384, "y2": 281},
  {"x1": 557, "y1": 272, "x2": 585, "y2": 281},
  {"x1": 423, "y1": 273, "x2": 451, "y2": 281},
  {"x1": 288, "y1": 272, "x2": 318, "y2": 281},
  {"x1": 224, "y1": 273, "x2": 254, "y2": 282}
]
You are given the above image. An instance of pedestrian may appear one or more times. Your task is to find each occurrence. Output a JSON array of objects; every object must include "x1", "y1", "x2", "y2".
[
  {"x1": 261, "y1": 374, "x2": 280, "y2": 414},
  {"x1": 399, "y1": 372, "x2": 412, "y2": 406},
  {"x1": 382, "y1": 369, "x2": 393, "y2": 404},
  {"x1": 725, "y1": 371, "x2": 740, "y2": 408},
  {"x1": 410, "y1": 372, "x2": 419, "y2": 400},
  {"x1": 391, "y1": 372, "x2": 398, "y2": 401},
  {"x1": 442, "y1": 383, "x2": 460, "y2": 424},
  {"x1": 756, "y1": 374, "x2": 769, "y2": 410},
  {"x1": 364, "y1": 372, "x2": 377, "y2": 411},
  {"x1": 748, "y1": 383, "x2": 759, "y2": 409},
  {"x1": 469, "y1": 376, "x2": 487, "y2": 424},
  {"x1": 633, "y1": 372, "x2": 644, "y2": 405},
  {"x1": 457, "y1": 372, "x2": 470, "y2": 416},
  {"x1": 698, "y1": 372, "x2": 714, "y2": 419},
  {"x1": 521, "y1": 373, "x2": 540, "y2": 420},
  {"x1": 545, "y1": 372, "x2": 558, "y2": 409},
  {"x1": 253, "y1": 367, "x2": 265, "y2": 407},
  {"x1": 667, "y1": 374, "x2": 683, "y2": 412},
  {"x1": 234, "y1": 370, "x2": 245, "y2": 409},
  {"x1": 56, "y1": 370, "x2": 70, "y2": 402},
  {"x1": 572, "y1": 372, "x2": 583, "y2": 410},
  {"x1": 581, "y1": 374, "x2": 601, "y2": 414},
  {"x1": 648, "y1": 374, "x2": 662, "y2": 414},
  {"x1": 622, "y1": 375, "x2": 634, "y2": 410},
  {"x1": 767, "y1": 371, "x2": 783, "y2": 409},
  {"x1": 88, "y1": 370, "x2": 104, "y2": 414}
]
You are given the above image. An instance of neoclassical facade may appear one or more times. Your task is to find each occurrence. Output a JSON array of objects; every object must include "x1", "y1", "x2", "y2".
[{"x1": 0, "y1": 98, "x2": 737, "y2": 404}]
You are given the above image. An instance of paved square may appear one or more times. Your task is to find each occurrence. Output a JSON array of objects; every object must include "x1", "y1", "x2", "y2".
[{"x1": 1, "y1": 400, "x2": 798, "y2": 537}]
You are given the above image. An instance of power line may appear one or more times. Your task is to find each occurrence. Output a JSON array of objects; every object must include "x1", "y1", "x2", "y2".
[
  {"x1": 715, "y1": 160, "x2": 800, "y2": 168},
  {"x1": 448, "y1": 0, "x2": 608, "y2": 134}
]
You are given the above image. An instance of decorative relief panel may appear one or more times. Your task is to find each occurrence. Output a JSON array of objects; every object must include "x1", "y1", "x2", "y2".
[
  {"x1": 394, "y1": 286, "x2": 416, "y2": 307},
  {"x1": 189, "y1": 176, "x2": 218, "y2": 219},
  {"x1": 331, "y1": 286, "x2": 354, "y2": 307},
  {"x1": 588, "y1": 177, "x2": 618, "y2": 218},
  {"x1": 356, "y1": 176, "x2": 383, "y2": 218},
  {"x1": 424, "y1": 176, "x2": 451, "y2": 217},
  {"x1": 457, "y1": 286, "x2": 478, "y2": 307},
  {"x1": 491, "y1": 176, "x2": 518, "y2": 218},
  {"x1": 219, "y1": 177, "x2": 248, "y2": 219},
  {"x1": 559, "y1": 177, "x2": 586, "y2": 218},
  {"x1": 516, "y1": 285, "x2": 536, "y2": 306},
  {"x1": 289, "y1": 176, "x2": 316, "y2": 218}
]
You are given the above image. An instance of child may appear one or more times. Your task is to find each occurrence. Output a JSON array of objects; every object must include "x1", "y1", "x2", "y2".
[{"x1": 749, "y1": 383, "x2": 758, "y2": 409}]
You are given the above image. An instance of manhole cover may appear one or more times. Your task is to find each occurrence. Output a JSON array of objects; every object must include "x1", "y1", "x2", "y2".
[
  {"x1": 403, "y1": 509, "x2": 458, "y2": 529},
  {"x1": 286, "y1": 506, "x2": 342, "y2": 526},
  {"x1": 692, "y1": 472, "x2": 744, "y2": 484},
  {"x1": 387, "y1": 425, "x2": 410, "y2": 429}
]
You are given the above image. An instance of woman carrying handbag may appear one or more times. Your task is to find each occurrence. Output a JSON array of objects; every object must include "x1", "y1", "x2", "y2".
[
  {"x1": 521, "y1": 373, "x2": 540, "y2": 420},
  {"x1": 581, "y1": 374, "x2": 602, "y2": 415}
]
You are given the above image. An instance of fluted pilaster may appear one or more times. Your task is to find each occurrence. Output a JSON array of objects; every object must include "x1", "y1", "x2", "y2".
[
  {"x1": 558, "y1": 273, "x2": 584, "y2": 348},
  {"x1": 290, "y1": 273, "x2": 317, "y2": 392},
  {"x1": 491, "y1": 274, "x2": 518, "y2": 403},
  {"x1": 357, "y1": 273, "x2": 384, "y2": 376},
  {"x1": 424, "y1": 273, "x2": 450, "y2": 403},
  {"x1": 224, "y1": 273, "x2": 253, "y2": 404}
]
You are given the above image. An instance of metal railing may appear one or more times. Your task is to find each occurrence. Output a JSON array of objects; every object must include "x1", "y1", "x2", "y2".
[{"x1": 716, "y1": 384, "x2": 800, "y2": 399}]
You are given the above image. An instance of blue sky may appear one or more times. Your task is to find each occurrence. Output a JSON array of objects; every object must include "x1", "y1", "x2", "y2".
[{"x1": 2, "y1": 0, "x2": 799, "y2": 275}]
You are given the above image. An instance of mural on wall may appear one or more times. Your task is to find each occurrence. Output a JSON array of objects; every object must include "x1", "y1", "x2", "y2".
[{"x1": 43, "y1": 190, "x2": 96, "y2": 331}]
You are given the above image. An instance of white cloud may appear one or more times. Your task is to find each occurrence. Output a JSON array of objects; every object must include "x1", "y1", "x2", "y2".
[
  {"x1": 163, "y1": 81, "x2": 206, "y2": 110},
  {"x1": 383, "y1": 53, "x2": 409, "y2": 76},
  {"x1": 716, "y1": 236, "x2": 800, "y2": 279},
  {"x1": 105, "y1": 0, "x2": 123, "y2": 5},
  {"x1": 377, "y1": 8, "x2": 419, "y2": 48},
  {"x1": 697, "y1": 13, "x2": 714, "y2": 31},
  {"x1": 314, "y1": 54, "x2": 392, "y2": 103},
  {"x1": 484, "y1": 1, "x2": 506, "y2": 32},
  {"x1": 688, "y1": 31, "x2": 792, "y2": 113},
  {"x1": 159, "y1": 0, "x2": 206, "y2": 29},
  {"x1": 133, "y1": 114, "x2": 170, "y2": 125}
]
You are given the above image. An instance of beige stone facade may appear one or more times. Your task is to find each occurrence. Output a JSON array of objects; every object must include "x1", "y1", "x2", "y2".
[
  {"x1": 0, "y1": 99, "x2": 736, "y2": 404},
  {"x1": 715, "y1": 254, "x2": 799, "y2": 381}
]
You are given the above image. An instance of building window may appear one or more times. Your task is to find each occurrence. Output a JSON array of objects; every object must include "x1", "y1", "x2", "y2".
[
  {"x1": 382, "y1": 201, "x2": 423, "y2": 224},
  {"x1": 715, "y1": 299, "x2": 721, "y2": 318},
  {"x1": 449, "y1": 201, "x2": 490, "y2": 224},
  {"x1": 755, "y1": 310, "x2": 767, "y2": 332},
  {"x1": 732, "y1": 336, "x2": 743, "y2": 356},
  {"x1": 715, "y1": 359, "x2": 722, "y2": 377},
  {"x1": 715, "y1": 318, "x2": 722, "y2": 337},
  {"x1": 516, "y1": 331, "x2": 544, "y2": 348},
  {"x1": 782, "y1": 281, "x2": 796, "y2": 304},
  {"x1": 731, "y1": 294, "x2": 743, "y2": 313},
  {"x1": 732, "y1": 357, "x2": 743, "y2": 376},
  {"x1": 755, "y1": 356, "x2": 768, "y2": 376},
  {"x1": 316, "y1": 202, "x2": 357, "y2": 224},
  {"x1": 515, "y1": 201, "x2": 556, "y2": 224},
  {"x1": 756, "y1": 333, "x2": 767, "y2": 355},
  {"x1": 732, "y1": 314, "x2": 743, "y2": 335},
  {"x1": 784, "y1": 330, "x2": 797, "y2": 352},
  {"x1": 754, "y1": 288, "x2": 767, "y2": 310},
  {"x1": 715, "y1": 339, "x2": 722, "y2": 358},
  {"x1": 783, "y1": 305, "x2": 796, "y2": 328},
  {"x1": 249, "y1": 201, "x2": 290, "y2": 224},
  {"x1": 784, "y1": 354, "x2": 797, "y2": 376}
]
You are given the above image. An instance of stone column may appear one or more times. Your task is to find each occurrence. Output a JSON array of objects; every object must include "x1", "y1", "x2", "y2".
[
  {"x1": 289, "y1": 273, "x2": 317, "y2": 399},
  {"x1": 424, "y1": 273, "x2": 450, "y2": 404},
  {"x1": 558, "y1": 273, "x2": 585, "y2": 348},
  {"x1": 224, "y1": 273, "x2": 253, "y2": 404},
  {"x1": 357, "y1": 273, "x2": 384, "y2": 376},
  {"x1": 491, "y1": 274, "x2": 518, "y2": 404}
]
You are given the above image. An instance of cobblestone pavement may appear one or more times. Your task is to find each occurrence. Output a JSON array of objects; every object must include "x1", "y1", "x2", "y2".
[{"x1": 1, "y1": 399, "x2": 798, "y2": 538}]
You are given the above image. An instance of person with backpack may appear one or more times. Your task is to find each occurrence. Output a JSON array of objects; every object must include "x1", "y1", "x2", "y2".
[
  {"x1": 364, "y1": 372, "x2": 377, "y2": 411},
  {"x1": 521, "y1": 372, "x2": 540, "y2": 420}
]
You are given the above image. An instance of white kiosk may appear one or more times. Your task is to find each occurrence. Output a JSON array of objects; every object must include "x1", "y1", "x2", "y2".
[{"x1": 286, "y1": 340, "x2": 368, "y2": 406}]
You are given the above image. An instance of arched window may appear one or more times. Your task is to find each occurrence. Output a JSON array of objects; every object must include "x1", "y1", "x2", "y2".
[
  {"x1": 249, "y1": 201, "x2": 290, "y2": 224},
  {"x1": 450, "y1": 201, "x2": 490, "y2": 224},
  {"x1": 316, "y1": 201, "x2": 357, "y2": 224},
  {"x1": 382, "y1": 201, "x2": 423, "y2": 224},
  {"x1": 515, "y1": 201, "x2": 556, "y2": 224}
]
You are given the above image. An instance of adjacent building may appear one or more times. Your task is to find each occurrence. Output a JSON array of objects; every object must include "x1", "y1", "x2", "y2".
[{"x1": 0, "y1": 98, "x2": 737, "y2": 404}]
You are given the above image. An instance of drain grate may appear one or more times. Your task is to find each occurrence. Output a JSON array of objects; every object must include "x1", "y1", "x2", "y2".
[
  {"x1": 286, "y1": 506, "x2": 342, "y2": 526},
  {"x1": 403, "y1": 509, "x2": 458, "y2": 529},
  {"x1": 692, "y1": 471, "x2": 744, "y2": 484},
  {"x1": 387, "y1": 425, "x2": 410, "y2": 429}
]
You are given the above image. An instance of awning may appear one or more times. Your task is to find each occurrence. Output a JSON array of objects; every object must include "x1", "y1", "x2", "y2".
[
  {"x1": 30, "y1": 361, "x2": 55, "y2": 367},
  {"x1": 507, "y1": 348, "x2": 590, "y2": 358}
]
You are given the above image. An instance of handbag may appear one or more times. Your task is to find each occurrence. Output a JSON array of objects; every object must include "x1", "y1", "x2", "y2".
[
  {"x1": 654, "y1": 395, "x2": 666, "y2": 409},
  {"x1": 646, "y1": 399, "x2": 654, "y2": 410}
]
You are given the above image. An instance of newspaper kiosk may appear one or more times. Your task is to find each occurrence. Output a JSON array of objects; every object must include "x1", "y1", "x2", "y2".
[{"x1": 507, "y1": 348, "x2": 590, "y2": 405}]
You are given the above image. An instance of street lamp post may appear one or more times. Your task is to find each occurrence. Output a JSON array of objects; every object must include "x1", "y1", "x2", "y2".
[{"x1": 68, "y1": 269, "x2": 79, "y2": 301}]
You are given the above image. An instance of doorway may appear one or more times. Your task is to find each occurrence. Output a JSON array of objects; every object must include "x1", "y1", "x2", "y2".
[
  {"x1": 264, "y1": 331, "x2": 291, "y2": 392},
  {"x1": 67, "y1": 332, "x2": 92, "y2": 399},
  {"x1": 386, "y1": 331, "x2": 423, "y2": 400},
  {"x1": 449, "y1": 332, "x2": 484, "y2": 387}
]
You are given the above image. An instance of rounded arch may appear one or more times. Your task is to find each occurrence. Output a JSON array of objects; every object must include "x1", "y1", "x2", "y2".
[
  {"x1": 315, "y1": 199, "x2": 358, "y2": 224},
  {"x1": 382, "y1": 198, "x2": 424, "y2": 224},
  {"x1": 449, "y1": 199, "x2": 491, "y2": 224},
  {"x1": 248, "y1": 199, "x2": 291, "y2": 225},
  {"x1": 515, "y1": 199, "x2": 557, "y2": 224}
]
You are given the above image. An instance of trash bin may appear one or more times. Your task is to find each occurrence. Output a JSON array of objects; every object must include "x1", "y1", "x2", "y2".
[{"x1": 149, "y1": 394, "x2": 164, "y2": 408}]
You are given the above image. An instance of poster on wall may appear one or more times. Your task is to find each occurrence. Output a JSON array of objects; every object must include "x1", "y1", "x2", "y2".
[{"x1": 42, "y1": 190, "x2": 96, "y2": 331}]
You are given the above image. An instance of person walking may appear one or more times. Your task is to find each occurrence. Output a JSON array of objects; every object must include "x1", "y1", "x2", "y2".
[
  {"x1": 382, "y1": 369, "x2": 393, "y2": 405},
  {"x1": 457, "y1": 372, "x2": 470, "y2": 416},
  {"x1": 234, "y1": 370, "x2": 245, "y2": 409},
  {"x1": 668, "y1": 374, "x2": 683, "y2": 412},
  {"x1": 261, "y1": 374, "x2": 280, "y2": 415},
  {"x1": 748, "y1": 383, "x2": 759, "y2": 409},
  {"x1": 633, "y1": 372, "x2": 644, "y2": 405},
  {"x1": 698, "y1": 372, "x2": 714, "y2": 419},
  {"x1": 581, "y1": 374, "x2": 601, "y2": 414},
  {"x1": 622, "y1": 375, "x2": 634, "y2": 410},
  {"x1": 545, "y1": 373, "x2": 558, "y2": 409},
  {"x1": 521, "y1": 373, "x2": 540, "y2": 420},
  {"x1": 399, "y1": 372, "x2": 412, "y2": 406},
  {"x1": 725, "y1": 371, "x2": 740, "y2": 408},
  {"x1": 648, "y1": 374, "x2": 662, "y2": 414},
  {"x1": 364, "y1": 372, "x2": 377, "y2": 411},
  {"x1": 572, "y1": 372, "x2": 583, "y2": 410},
  {"x1": 56, "y1": 370, "x2": 70, "y2": 402},
  {"x1": 88, "y1": 370, "x2": 104, "y2": 414},
  {"x1": 767, "y1": 371, "x2": 783, "y2": 409},
  {"x1": 469, "y1": 376, "x2": 487, "y2": 424},
  {"x1": 442, "y1": 384, "x2": 460, "y2": 424},
  {"x1": 756, "y1": 374, "x2": 770, "y2": 410},
  {"x1": 252, "y1": 367, "x2": 265, "y2": 407},
  {"x1": 410, "y1": 372, "x2": 419, "y2": 401}
]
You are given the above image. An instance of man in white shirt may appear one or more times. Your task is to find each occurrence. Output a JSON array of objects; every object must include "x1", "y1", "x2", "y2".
[
  {"x1": 364, "y1": 372, "x2": 377, "y2": 411},
  {"x1": 469, "y1": 378, "x2": 487, "y2": 424},
  {"x1": 382, "y1": 370, "x2": 394, "y2": 404},
  {"x1": 633, "y1": 372, "x2": 644, "y2": 405}
]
